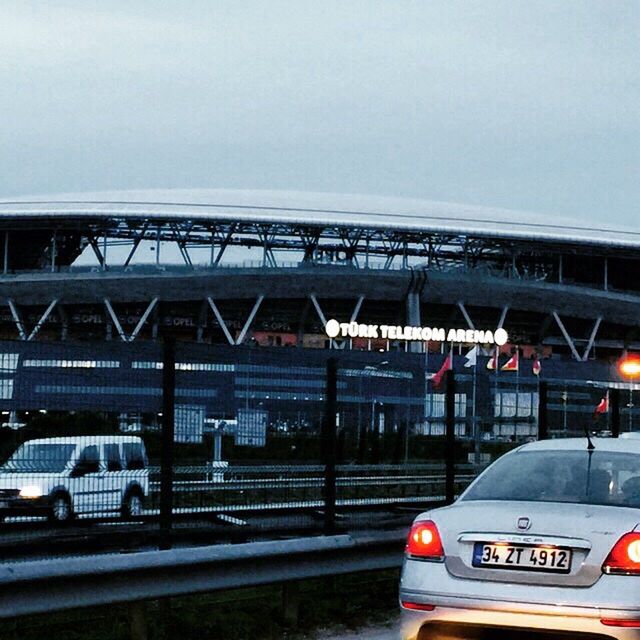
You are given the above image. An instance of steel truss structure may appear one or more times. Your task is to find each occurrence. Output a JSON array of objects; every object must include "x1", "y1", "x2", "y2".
[
  {"x1": 0, "y1": 192, "x2": 638, "y2": 361},
  {"x1": 0, "y1": 215, "x2": 639, "y2": 291}
]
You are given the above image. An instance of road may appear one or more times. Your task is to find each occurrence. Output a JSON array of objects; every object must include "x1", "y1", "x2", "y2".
[{"x1": 306, "y1": 617, "x2": 398, "y2": 640}]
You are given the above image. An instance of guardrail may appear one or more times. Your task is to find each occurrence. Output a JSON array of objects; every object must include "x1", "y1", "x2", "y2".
[{"x1": 0, "y1": 530, "x2": 406, "y2": 619}]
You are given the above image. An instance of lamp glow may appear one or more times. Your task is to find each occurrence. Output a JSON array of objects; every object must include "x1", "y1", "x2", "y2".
[
  {"x1": 619, "y1": 356, "x2": 640, "y2": 379},
  {"x1": 19, "y1": 485, "x2": 43, "y2": 499}
]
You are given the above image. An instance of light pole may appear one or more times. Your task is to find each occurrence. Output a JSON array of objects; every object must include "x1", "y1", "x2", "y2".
[
  {"x1": 363, "y1": 361, "x2": 389, "y2": 437},
  {"x1": 619, "y1": 356, "x2": 640, "y2": 433}
]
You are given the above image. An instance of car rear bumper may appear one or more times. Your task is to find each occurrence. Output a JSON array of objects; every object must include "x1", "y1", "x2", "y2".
[{"x1": 400, "y1": 593, "x2": 640, "y2": 640}]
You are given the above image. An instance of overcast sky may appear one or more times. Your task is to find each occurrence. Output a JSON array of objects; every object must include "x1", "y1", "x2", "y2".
[{"x1": 0, "y1": 1, "x2": 637, "y2": 226}]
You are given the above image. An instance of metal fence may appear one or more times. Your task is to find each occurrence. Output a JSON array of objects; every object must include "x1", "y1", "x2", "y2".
[
  {"x1": 0, "y1": 338, "x2": 636, "y2": 561},
  {"x1": 0, "y1": 339, "x2": 476, "y2": 560}
]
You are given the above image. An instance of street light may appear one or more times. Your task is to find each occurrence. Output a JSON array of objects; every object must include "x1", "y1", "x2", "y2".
[
  {"x1": 619, "y1": 355, "x2": 640, "y2": 380},
  {"x1": 618, "y1": 355, "x2": 640, "y2": 434}
]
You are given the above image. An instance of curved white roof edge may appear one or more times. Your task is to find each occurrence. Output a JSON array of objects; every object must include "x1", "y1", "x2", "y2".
[{"x1": 0, "y1": 188, "x2": 637, "y2": 250}]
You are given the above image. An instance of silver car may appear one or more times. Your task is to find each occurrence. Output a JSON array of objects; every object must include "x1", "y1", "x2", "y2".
[{"x1": 400, "y1": 436, "x2": 640, "y2": 639}]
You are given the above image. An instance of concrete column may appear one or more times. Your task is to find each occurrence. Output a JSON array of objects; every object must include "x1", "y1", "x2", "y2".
[{"x1": 406, "y1": 292, "x2": 421, "y2": 353}]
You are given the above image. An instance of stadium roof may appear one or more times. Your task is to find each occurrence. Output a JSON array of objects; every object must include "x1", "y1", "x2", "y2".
[{"x1": 0, "y1": 189, "x2": 638, "y2": 249}]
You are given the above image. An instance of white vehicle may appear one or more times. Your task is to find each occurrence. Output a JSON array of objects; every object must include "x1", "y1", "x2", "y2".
[
  {"x1": 401, "y1": 437, "x2": 640, "y2": 639},
  {"x1": 0, "y1": 436, "x2": 149, "y2": 523}
]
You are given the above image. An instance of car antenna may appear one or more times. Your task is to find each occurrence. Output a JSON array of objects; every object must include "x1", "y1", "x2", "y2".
[
  {"x1": 584, "y1": 425, "x2": 595, "y2": 500},
  {"x1": 584, "y1": 425, "x2": 595, "y2": 451}
]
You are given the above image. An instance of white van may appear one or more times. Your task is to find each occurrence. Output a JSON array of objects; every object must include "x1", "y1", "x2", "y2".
[{"x1": 0, "y1": 436, "x2": 149, "y2": 523}]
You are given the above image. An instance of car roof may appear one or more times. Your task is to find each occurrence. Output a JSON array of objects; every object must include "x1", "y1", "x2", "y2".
[
  {"x1": 22, "y1": 436, "x2": 143, "y2": 446},
  {"x1": 517, "y1": 437, "x2": 640, "y2": 455}
]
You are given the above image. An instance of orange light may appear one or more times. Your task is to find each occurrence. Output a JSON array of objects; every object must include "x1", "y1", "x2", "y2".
[{"x1": 619, "y1": 356, "x2": 640, "y2": 379}]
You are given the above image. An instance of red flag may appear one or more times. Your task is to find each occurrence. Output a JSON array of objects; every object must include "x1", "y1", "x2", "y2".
[
  {"x1": 431, "y1": 352, "x2": 452, "y2": 389},
  {"x1": 594, "y1": 393, "x2": 609, "y2": 417},
  {"x1": 501, "y1": 351, "x2": 519, "y2": 372},
  {"x1": 486, "y1": 349, "x2": 499, "y2": 371},
  {"x1": 532, "y1": 357, "x2": 542, "y2": 376}
]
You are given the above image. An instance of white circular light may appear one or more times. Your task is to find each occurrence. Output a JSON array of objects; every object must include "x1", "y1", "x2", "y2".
[
  {"x1": 494, "y1": 328, "x2": 509, "y2": 346},
  {"x1": 325, "y1": 319, "x2": 340, "y2": 338},
  {"x1": 628, "y1": 540, "x2": 640, "y2": 563},
  {"x1": 419, "y1": 529, "x2": 434, "y2": 545}
]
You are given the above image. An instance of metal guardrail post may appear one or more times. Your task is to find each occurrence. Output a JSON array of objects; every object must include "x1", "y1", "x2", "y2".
[
  {"x1": 281, "y1": 581, "x2": 300, "y2": 628},
  {"x1": 129, "y1": 601, "x2": 148, "y2": 640},
  {"x1": 611, "y1": 388, "x2": 621, "y2": 438},
  {"x1": 538, "y1": 381, "x2": 548, "y2": 440},
  {"x1": 322, "y1": 357, "x2": 338, "y2": 533},
  {"x1": 160, "y1": 337, "x2": 176, "y2": 550},
  {"x1": 445, "y1": 369, "x2": 456, "y2": 505}
]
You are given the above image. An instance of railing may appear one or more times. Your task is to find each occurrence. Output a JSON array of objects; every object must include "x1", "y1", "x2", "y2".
[{"x1": 0, "y1": 530, "x2": 406, "y2": 619}]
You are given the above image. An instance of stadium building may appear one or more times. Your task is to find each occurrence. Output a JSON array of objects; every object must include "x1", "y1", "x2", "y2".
[{"x1": 0, "y1": 189, "x2": 638, "y2": 443}]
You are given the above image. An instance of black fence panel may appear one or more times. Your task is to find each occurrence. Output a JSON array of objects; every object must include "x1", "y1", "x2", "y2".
[{"x1": 0, "y1": 338, "x2": 636, "y2": 562}]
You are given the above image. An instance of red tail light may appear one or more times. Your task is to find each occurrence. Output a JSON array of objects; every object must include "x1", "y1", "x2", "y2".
[
  {"x1": 406, "y1": 520, "x2": 445, "y2": 561},
  {"x1": 602, "y1": 532, "x2": 640, "y2": 575},
  {"x1": 401, "y1": 601, "x2": 436, "y2": 611},
  {"x1": 601, "y1": 618, "x2": 640, "y2": 627}
]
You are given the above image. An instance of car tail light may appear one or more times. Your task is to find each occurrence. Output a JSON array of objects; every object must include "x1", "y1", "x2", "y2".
[
  {"x1": 401, "y1": 601, "x2": 436, "y2": 611},
  {"x1": 406, "y1": 520, "x2": 444, "y2": 561},
  {"x1": 602, "y1": 532, "x2": 640, "y2": 575},
  {"x1": 601, "y1": 618, "x2": 640, "y2": 627}
]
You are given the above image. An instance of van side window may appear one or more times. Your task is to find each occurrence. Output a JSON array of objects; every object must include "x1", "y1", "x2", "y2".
[
  {"x1": 104, "y1": 444, "x2": 123, "y2": 472},
  {"x1": 123, "y1": 443, "x2": 146, "y2": 470},
  {"x1": 77, "y1": 445, "x2": 100, "y2": 473}
]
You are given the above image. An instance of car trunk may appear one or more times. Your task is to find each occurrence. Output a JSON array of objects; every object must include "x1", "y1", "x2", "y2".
[{"x1": 434, "y1": 500, "x2": 640, "y2": 587}]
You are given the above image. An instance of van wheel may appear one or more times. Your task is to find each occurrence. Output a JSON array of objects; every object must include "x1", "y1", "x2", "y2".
[
  {"x1": 49, "y1": 493, "x2": 73, "y2": 524},
  {"x1": 121, "y1": 490, "x2": 144, "y2": 518}
]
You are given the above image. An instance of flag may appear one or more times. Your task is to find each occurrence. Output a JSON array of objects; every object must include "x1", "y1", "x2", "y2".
[
  {"x1": 431, "y1": 351, "x2": 452, "y2": 389},
  {"x1": 594, "y1": 393, "x2": 609, "y2": 417},
  {"x1": 501, "y1": 350, "x2": 519, "y2": 372},
  {"x1": 532, "y1": 356, "x2": 542, "y2": 376},
  {"x1": 464, "y1": 346, "x2": 479, "y2": 368},
  {"x1": 486, "y1": 348, "x2": 499, "y2": 371}
]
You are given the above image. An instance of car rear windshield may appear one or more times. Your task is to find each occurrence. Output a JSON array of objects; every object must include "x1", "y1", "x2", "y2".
[
  {"x1": 463, "y1": 449, "x2": 640, "y2": 508},
  {"x1": 1, "y1": 444, "x2": 76, "y2": 473}
]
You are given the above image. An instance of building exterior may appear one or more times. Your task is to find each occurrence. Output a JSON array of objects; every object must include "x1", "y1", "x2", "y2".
[{"x1": 0, "y1": 189, "x2": 638, "y2": 440}]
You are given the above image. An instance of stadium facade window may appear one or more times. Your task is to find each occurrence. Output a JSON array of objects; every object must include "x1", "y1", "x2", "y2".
[
  {"x1": 494, "y1": 392, "x2": 539, "y2": 418},
  {"x1": 425, "y1": 393, "x2": 467, "y2": 418},
  {"x1": 0, "y1": 378, "x2": 14, "y2": 400},
  {"x1": 236, "y1": 365, "x2": 322, "y2": 376},
  {"x1": 35, "y1": 385, "x2": 217, "y2": 398},
  {"x1": 23, "y1": 359, "x2": 120, "y2": 369},
  {"x1": 235, "y1": 390, "x2": 323, "y2": 401},
  {"x1": 236, "y1": 376, "x2": 346, "y2": 390},
  {"x1": 132, "y1": 361, "x2": 234, "y2": 372},
  {"x1": 341, "y1": 368, "x2": 413, "y2": 380},
  {"x1": 0, "y1": 354, "x2": 19, "y2": 372}
]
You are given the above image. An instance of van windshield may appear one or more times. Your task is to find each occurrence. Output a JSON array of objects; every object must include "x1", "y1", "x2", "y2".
[
  {"x1": 462, "y1": 449, "x2": 640, "y2": 508},
  {"x1": 1, "y1": 444, "x2": 76, "y2": 473}
]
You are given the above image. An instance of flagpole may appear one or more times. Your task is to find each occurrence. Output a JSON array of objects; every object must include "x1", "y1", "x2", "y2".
[
  {"x1": 536, "y1": 353, "x2": 541, "y2": 438},
  {"x1": 424, "y1": 342, "x2": 429, "y2": 436},
  {"x1": 514, "y1": 347, "x2": 520, "y2": 442},
  {"x1": 473, "y1": 347, "x2": 479, "y2": 463},
  {"x1": 495, "y1": 345, "x2": 500, "y2": 440}
]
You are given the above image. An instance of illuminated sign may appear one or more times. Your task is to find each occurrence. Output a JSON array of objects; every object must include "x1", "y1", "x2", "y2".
[{"x1": 325, "y1": 319, "x2": 508, "y2": 346}]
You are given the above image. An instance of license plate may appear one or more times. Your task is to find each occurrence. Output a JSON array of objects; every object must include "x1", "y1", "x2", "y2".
[{"x1": 472, "y1": 543, "x2": 572, "y2": 573}]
